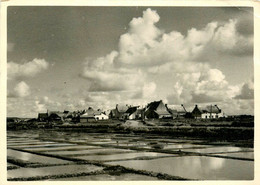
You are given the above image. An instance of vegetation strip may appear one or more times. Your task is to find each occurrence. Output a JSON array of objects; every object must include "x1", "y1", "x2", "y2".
[{"x1": 8, "y1": 170, "x2": 106, "y2": 181}]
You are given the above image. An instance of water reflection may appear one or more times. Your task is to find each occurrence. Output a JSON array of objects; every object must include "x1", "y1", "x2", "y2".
[{"x1": 106, "y1": 156, "x2": 254, "y2": 180}]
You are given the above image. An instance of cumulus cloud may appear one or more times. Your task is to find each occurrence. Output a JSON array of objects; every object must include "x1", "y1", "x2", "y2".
[
  {"x1": 35, "y1": 96, "x2": 63, "y2": 112},
  {"x1": 78, "y1": 8, "x2": 253, "y2": 115},
  {"x1": 8, "y1": 58, "x2": 49, "y2": 80},
  {"x1": 234, "y1": 79, "x2": 254, "y2": 100},
  {"x1": 8, "y1": 81, "x2": 31, "y2": 98}
]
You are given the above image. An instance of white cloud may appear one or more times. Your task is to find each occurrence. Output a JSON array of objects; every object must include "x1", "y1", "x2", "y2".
[
  {"x1": 234, "y1": 78, "x2": 254, "y2": 100},
  {"x1": 78, "y1": 8, "x2": 253, "y2": 115},
  {"x1": 8, "y1": 58, "x2": 49, "y2": 80},
  {"x1": 11, "y1": 81, "x2": 31, "y2": 97}
]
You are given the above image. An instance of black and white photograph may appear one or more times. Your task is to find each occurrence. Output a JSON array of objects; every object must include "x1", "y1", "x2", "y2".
[{"x1": 2, "y1": 1, "x2": 258, "y2": 182}]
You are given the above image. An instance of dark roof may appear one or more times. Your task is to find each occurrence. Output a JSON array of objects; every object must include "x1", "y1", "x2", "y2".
[
  {"x1": 192, "y1": 105, "x2": 202, "y2": 115},
  {"x1": 192, "y1": 105, "x2": 221, "y2": 114},
  {"x1": 146, "y1": 100, "x2": 162, "y2": 111},
  {"x1": 125, "y1": 107, "x2": 138, "y2": 115},
  {"x1": 202, "y1": 105, "x2": 221, "y2": 114}
]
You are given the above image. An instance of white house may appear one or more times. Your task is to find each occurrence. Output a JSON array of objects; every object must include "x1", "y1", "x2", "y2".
[
  {"x1": 192, "y1": 105, "x2": 226, "y2": 119},
  {"x1": 80, "y1": 107, "x2": 108, "y2": 122},
  {"x1": 94, "y1": 112, "x2": 109, "y2": 120}
]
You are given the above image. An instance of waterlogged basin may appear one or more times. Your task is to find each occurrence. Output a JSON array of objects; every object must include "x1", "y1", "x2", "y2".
[
  {"x1": 106, "y1": 156, "x2": 254, "y2": 180},
  {"x1": 7, "y1": 149, "x2": 71, "y2": 164},
  {"x1": 11, "y1": 143, "x2": 76, "y2": 149},
  {"x1": 8, "y1": 141, "x2": 56, "y2": 146},
  {"x1": 86, "y1": 141, "x2": 118, "y2": 145},
  {"x1": 51, "y1": 148, "x2": 134, "y2": 156},
  {"x1": 75, "y1": 152, "x2": 175, "y2": 161},
  {"x1": 213, "y1": 152, "x2": 254, "y2": 160},
  {"x1": 51, "y1": 173, "x2": 158, "y2": 181},
  {"x1": 43, "y1": 148, "x2": 128, "y2": 156},
  {"x1": 162, "y1": 144, "x2": 210, "y2": 150},
  {"x1": 180, "y1": 146, "x2": 253, "y2": 153},
  {"x1": 8, "y1": 164, "x2": 103, "y2": 179},
  {"x1": 7, "y1": 140, "x2": 40, "y2": 143},
  {"x1": 27, "y1": 145, "x2": 102, "y2": 152}
]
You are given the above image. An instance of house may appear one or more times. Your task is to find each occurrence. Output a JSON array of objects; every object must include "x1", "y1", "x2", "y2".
[
  {"x1": 93, "y1": 109, "x2": 109, "y2": 120},
  {"x1": 37, "y1": 113, "x2": 48, "y2": 121},
  {"x1": 173, "y1": 104, "x2": 193, "y2": 119},
  {"x1": 144, "y1": 100, "x2": 172, "y2": 119},
  {"x1": 80, "y1": 107, "x2": 95, "y2": 123},
  {"x1": 125, "y1": 106, "x2": 144, "y2": 120},
  {"x1": 48, "y1": 111, "x2": 64, "y2": 121},
  {"x1": 80, "y1": 107, "x2": 109, "y2": 123},
  {"x1": 192, "y1": 105, "x2": 225, "y2": 119},
  {"x1": 115, "y1": 104, "x2": 129, "y2": 120},
  {"x1": 109, "y1": 109, "x2": 117, "y2": 119}
]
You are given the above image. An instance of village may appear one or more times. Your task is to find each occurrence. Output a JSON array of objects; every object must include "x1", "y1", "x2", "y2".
[{"x1": 35, "y1": 100, "x2": 227, "y2": 123}]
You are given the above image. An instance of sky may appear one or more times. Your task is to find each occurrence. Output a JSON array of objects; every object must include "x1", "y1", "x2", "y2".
[{"x1": 7, "y1": 6, "x2": 254, "y2": 117}]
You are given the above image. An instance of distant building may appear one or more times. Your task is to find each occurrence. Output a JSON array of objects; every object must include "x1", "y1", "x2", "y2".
[
  {"x1": 125, "y1": 106, "x2": 144, "y2": 120},
  {"x1": 94, "y1": 109, "x2": 109, "y2": 120},
  {"x1": 144, "y1": 100, "x2": 172, "y2": 119},
  {"x1": 192, "y1": 105, "x2": 225, "y2": 119},
  {"x1": 80, "y1": 107, "x2": 108, "y2": 122},
  {"x1": 37, "y1": 113, "x2": 48, "y2": 121},
  {"x1": 47, "y1": 111, "x2": 64, "y2": 121},
  {"x1": 109, "y1": 109, "x2": 117, "y2": 119},
  {"x1": 115, "y1": 104, "x2": 129, "y2": 120}
]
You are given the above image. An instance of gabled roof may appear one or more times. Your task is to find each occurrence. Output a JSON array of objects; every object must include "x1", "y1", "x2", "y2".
[
  {"x1": 193, "y1": 105, "x2": 221, "y2": 114},
  {"x1": 81, "y1": 109, "x2": 105, "y2": 117},
  {"x1": 125, "y1": 106, "x2": 138, "y2": 115},
  {"x1": 146, "y1": 100, "x2": 162, "y2": 110},
  {"x1": 202, "y1": 105, "x2": 221, "y2": 114},
  {"x1": 146, "y1": 100, "x2": 171, "y2": 116}
]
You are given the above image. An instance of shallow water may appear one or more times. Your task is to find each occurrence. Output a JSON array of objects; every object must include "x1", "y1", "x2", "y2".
[
  {"x1": 8, "y1": 149, "x2": 71, "y2": 164},
  {"x1": 213, "y1": 152, "x2": 254, "y2": 160},
  {"x1": 74, "y1": 152, "x2": 175, "y2": 161},
  {"x1": 7, "y1": 130, "x2": 254, "y2": 180},
  {"x1": 8, "y1": 164, "x2": 103, "y2": 179},
  {"x1": 10, "y1": 143, "x2": 76, "y2": 149},
  {"x1": 26, "y1": 145, "x2": 102, "y2": 152},
  {"x1": 7, "y1": 141, "x2": 56, "y2": 146},
  {"x1": 106, "y1": 156, "x2": 254, "y2": 180},
  {"x1": 180, "y1": 146, "x2": 252, "y2": 153},
  {"x1": 44, "y1": 148, "x2": 133, "y2": 156}
]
